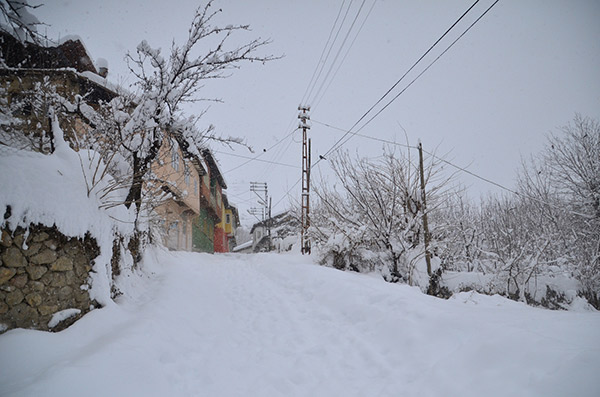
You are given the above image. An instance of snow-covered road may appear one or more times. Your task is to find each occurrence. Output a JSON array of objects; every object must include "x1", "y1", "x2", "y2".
[{"x1": 1, "y1": 249, "x2": 599, "y2": 396}]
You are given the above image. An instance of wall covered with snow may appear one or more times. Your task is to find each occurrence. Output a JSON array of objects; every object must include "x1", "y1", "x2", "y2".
[{"x1": 0, "y1": 223, "x2": 99, "y2": 333}]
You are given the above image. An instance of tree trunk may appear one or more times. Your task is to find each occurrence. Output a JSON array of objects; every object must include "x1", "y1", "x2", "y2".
[{"x1": 125, "y1": 152, "x2": 144, "y2": 213}]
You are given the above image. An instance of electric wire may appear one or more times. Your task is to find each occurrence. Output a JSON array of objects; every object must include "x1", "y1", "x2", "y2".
[
  {"x1": 304, "y1": 0, "x2": 355, "y2": 105},
  {"x1": 313, "y1": 118, "x2": 591, "y2": 219},
  {"x1": 329, "y1": 0, "x2": 500, "y2": 154},
  {"x1": 223, "y1": 127, "x2": 299, "y2": 174},
  {"x1": 215, "y1": 149, "x2": 299, "y2": 169},
  {"x1": 341, "y1": 0, "x2": 481, "y2": 138},
  {"x1": 308, "y1": 0, "x2": 369, "y2": 107},
  {"x1": 300, "y1": 0, "x2": 349, "y2": 105},
  {"x1": 312, "y1": 0, "x2": 377, "y2": 111},
  {"x1": 271, "y1": 0, "x2": 496, "y2": 212}
]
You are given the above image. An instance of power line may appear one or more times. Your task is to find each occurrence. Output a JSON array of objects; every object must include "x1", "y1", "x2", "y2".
[
  {"x1": 322, "y1": 0, "x2": 488, "y2": 159},
  {"x1": 308, "y1": 0, "x2": 370, "y2": 107},
  {"x1": 349, "y1": 0, "x2": 481, "y2": 134},
  {"x1": 313, "y1": 118, "x2": 514, "y2": 191},
  {"x1": 222, "y1": 127, "x2": 299, "y2": 173},
  {"x1": 331, "y1": 0, "x2": 500, "y2": 154},
  {"x1": 312, "y1": 0, "x2": 377, "y2": 110},
  {"x1": 304, "y1": 0, "x2": 355, "y2": 105},
  {"x1": 313, "y1": 119, "x2": 414, "y2": 149},
  {"x1": 215, "y1": 150, "x2": 299, "y2": 170},
  {"x1": 300, "y1": 0, "x2": 349, "y2": 105},
  {"x1": 272, "y1": 0, "x2": 500, "y2": 211},
  {"x1": 312, "y1": 118, "x2": 591, "y2": 219}
]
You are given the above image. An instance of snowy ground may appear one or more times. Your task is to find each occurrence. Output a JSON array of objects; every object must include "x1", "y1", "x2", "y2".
[{"x1": 1, "y1": 249, "x2": 599, "y2": 397}]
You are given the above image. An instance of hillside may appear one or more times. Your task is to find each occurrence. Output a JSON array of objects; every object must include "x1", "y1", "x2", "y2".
[{"x1": 1, "y1": 249, "x2": 598, "y2": 397}]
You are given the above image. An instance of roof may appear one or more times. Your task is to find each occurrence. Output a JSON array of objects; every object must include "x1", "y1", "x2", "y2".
[
  {"x1": 202, "y1": 149, "x2": 227, "y2": 189},
  {"x1": 1, "y1": 32, "x2": 98, "y2": 74},
  {"x1": 249, "y1": 211, "x2": 292, "y2": 234},
  {"x1": 232, "y1": 240, "x2": 252, "y2": 252}
]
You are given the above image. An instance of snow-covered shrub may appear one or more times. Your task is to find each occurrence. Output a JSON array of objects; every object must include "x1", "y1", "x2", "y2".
[{"x1": 312, "y1": 147, "x2": 450, "y2": 288}]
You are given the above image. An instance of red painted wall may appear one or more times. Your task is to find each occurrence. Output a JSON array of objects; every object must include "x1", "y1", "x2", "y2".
[{"x1": 214, "y1": 226, "x2": 228, "y2": 253}]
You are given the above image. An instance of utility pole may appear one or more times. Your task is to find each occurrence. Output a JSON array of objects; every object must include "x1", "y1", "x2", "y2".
[
  {"x1": 250, "y1": 181, "x2": 268, "y2": 222},
  {"x1": 299, "y1": 105, "x2": 311, "y2": 255},
  {"x1": 418, "y1": 141, "x2": 432, "y2": 276}
]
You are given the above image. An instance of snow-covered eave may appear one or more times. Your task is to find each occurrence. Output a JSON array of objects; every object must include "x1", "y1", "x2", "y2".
[
  {"x1": 0, "y1": 67, "x2": 122, "y2": 99},
  {"x1": 232, "y1": 240, "x2": 252, "y2": 252},
  {"x1": 201, "y1": 148, "x2": 227, "y2": 189}
]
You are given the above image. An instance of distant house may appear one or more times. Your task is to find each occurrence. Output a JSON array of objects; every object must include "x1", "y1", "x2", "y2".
[
  {"x1": 214, "y1": 194, "x2": 240, "y2": 253},
  {"x1": 154, "y1": 145, "x2": 233, "y2": 254},
  {"x1": 246, "y1": 211, "x2": 299, "y2": 253},
  {"x1": 191, "y1": 149, "x2": 227, "y2": 253}
]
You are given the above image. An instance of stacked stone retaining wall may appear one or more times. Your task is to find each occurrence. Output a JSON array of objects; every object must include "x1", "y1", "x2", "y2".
[{"x1": 0, "y1": 224, "x2": 99, "y2": 333}]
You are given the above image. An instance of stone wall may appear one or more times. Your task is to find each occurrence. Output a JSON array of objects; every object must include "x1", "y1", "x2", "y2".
[{"x1": 0, "y1": 224, "x2": 99, "y2": 333}]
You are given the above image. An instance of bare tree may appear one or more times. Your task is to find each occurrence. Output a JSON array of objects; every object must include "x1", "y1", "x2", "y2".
[
  {"x1": 312, "y1": 146, "x2": 450, "y2": 286},
  {"x1": 542, "y1": 115, "x2": 600, "y2": 304},
  {"x1": 468, "y1": 115, "x2": 600, "y2": 306},
  {"x1": 110, "y1": 1, "x2": 275, "y2": 224},
  {"x1": 0, "y1": 0, "x2": 45, "y2": 45}
]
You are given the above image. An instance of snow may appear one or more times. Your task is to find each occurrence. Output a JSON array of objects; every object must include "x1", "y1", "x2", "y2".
[
  {"x1": 232, "y1": 240, "x2": 252, "y2": 251},
  {"x1": 48, "y1": 309, "x2": 81, "y2": 329},
  {"x1": 0, "y1": 119, "x2": 135, "y2": 305},
  {"x1": 96, "y1": 57, "x2": 108, "y2": 69},
  {"x1": 0, "y1": 248, "x2": 598, "y2": 396}
]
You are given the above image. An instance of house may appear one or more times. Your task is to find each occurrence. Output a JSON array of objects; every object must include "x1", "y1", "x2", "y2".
[
  {"x1": 150, "y1": 137, "x2": 206, "y2": 251},
  {"x1": 246, "y1": 211, "x2": 299, "y2": 253},
  {"x1": 214, "y1": 194, "x2": 240, "y2": 253},
  {"x1": 0, "y1": 32, "x2": 118, "y2": 150},
  {"x1": 1, "y1": 32, "x2": 237, "y2": 254},
  {"x1": 151, "y1": 143, "x2": 236, "y2": 254},
  {"x1": 191, "y1": 149, "x2": 227, "y2": 253},
  {"x1": 0, "y1": 31, "x2": 99, "y2": 74}
]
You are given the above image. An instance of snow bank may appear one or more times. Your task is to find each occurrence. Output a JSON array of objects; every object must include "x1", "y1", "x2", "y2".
[
  {"x1": 0, "y1": 119, "x2": 135, "y2": 305},
  {"x1": 48, "y1": 309, "x2": 81, "y2": 329},
  {"x1": 0, "y1": 250, "x2": 598, "y2": 396}
]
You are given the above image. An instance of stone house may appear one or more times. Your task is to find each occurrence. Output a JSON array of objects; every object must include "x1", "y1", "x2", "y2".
[{"x1": 0, "y1": 32, "x2": 118, "y2": 151}]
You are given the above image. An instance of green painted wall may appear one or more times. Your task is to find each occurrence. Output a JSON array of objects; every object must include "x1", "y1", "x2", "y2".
[{"x1": 192, "y1": 207, "x2": 215, "y2": 253}]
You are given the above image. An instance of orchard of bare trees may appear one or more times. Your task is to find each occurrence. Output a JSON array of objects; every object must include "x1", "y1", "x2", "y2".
[{"x1": 311, "y1": 115, "x2": 600, "y2": 309}]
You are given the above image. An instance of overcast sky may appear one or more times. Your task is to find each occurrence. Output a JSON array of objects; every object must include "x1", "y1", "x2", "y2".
[{"x1": 36, "y1": 0, "x2": 600, "y2": 227}]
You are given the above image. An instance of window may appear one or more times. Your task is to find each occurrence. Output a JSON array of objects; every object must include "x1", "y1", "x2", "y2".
[
  {"x1": 194, "y1": 179, "x2": 198, "y2": 195},
  {"x1": 226, "y1": 214, "x2": 231, "y2": 224},
  {"x1": 171, "y1": 147, "x2": 179, "y2": 171},
  {"x1": 184, "y1": 163, "x2": 190, "y2": 185}
]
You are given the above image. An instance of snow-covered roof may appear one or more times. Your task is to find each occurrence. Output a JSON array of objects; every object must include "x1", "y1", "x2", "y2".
[{"x1": 232, "y1": 240, "x2": 252, "y2": 252}]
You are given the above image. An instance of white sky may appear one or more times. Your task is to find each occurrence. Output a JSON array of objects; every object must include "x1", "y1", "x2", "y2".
[{"x1": 36, "y1": 0, "x2": 600, "y2": 227}]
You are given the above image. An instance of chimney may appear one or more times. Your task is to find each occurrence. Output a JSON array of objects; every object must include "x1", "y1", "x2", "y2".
[{"x1": 96, "y1": 57, "x2": 108, "y2": 78}]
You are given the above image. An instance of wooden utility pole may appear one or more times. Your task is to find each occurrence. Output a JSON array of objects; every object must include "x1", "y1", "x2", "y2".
[
  {"x1": 418, "y1": 141, "x2": 432, "y2": 276},
  {"x1": 299, "y1": 105, "x2": 311, "y2": 255}
]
